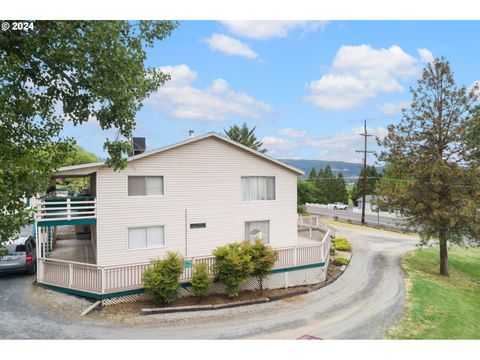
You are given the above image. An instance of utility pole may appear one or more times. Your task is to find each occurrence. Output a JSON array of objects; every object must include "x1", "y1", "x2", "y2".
[{"x1": 356, "y1": 120, "x2": 373, "y2": 225}]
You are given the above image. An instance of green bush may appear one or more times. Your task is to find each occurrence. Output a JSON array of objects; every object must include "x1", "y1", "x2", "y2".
[
  {"x1": 330, "y1": 247, "x2": 336, "y2": 255},
  {"x1": 191, "y1": 262, "x2": 211, "y2": 297},
  {"x1": 213, "y1": 242, "x2": 254, "y2": 298},
  {"x1": 331, "y1": 257, "x2": 349, "y2": 266},
  {"x1": 245, "y1": 240, "x2": 278, "y2": 294},
  {"x1": 297, "y1": 204, "x2": 307, "y2": 215},
  {"x1": 142, "y1": 252, "x2": 184, "y2": 306},
  {"x1": 332, "y1": 237, "x2": 352, "y2": 251}
]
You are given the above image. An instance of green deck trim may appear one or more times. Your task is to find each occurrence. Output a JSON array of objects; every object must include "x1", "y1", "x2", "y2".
[
  {"x1": 37, "y1": 262, "x2": 327, "y2": 300},
  {"x1": 36, "y1": 218, "x2": 96, "y2": 227}
]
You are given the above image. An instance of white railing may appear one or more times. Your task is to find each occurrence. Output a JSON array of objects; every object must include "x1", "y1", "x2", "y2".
[
  {"x1": 298, "y1": 214, "x2": 337, "y2": 237},
  {"x1": 37, "y1": 234, "x2": 332, "y2": 295},
  {"x1": 35, "y1": 198, "x2": 96, "y2": 222}
]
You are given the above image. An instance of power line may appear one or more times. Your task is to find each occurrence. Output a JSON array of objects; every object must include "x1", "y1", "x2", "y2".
[{"x1": 355, "y1": 120, "x2": 373, "y2": 225}]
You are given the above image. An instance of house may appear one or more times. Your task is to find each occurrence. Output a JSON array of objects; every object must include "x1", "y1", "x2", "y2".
[{"x1": 34, "y1": 132, "x2": 333, "y2": 302}]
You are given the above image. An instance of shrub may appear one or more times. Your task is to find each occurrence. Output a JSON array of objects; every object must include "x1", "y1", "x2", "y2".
[
  {"x1": 330, "y1": 247, "x2": 336, "y2": 255},
  {"x1": 191, "y1": 262, "x2": 211, "y2": 297},
  {"x1": 332, "y1": 237, "x2": 352, "y2": 251},
  {"x1": 331, "y1": 257, "x2": 349, "y2": 266},
  {"x1": 213, "y1": 242, "x2": 254, "y2": 298},
  {"x1": 245, "y1": 240, "x2": 278, "y2": 294},
  {"x1": 297, "y1": 204, "x2": 307, "y2": 215},
  {"x1": 142, "y1": 252, "x2": 184, "y2": 306}
]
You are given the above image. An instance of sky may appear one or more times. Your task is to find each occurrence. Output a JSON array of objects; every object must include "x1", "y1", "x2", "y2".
[{"x1": 62, "y1": 20, "x2": 480, "y2": 164}]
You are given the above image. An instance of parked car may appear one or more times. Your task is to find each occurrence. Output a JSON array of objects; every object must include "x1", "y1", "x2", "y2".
[
  {"x1": 0, "y1": 236, "x2": 37, "y2": 275},
  {"x1": 327, "y1": 202, "x2": 348, "y2": 210}
]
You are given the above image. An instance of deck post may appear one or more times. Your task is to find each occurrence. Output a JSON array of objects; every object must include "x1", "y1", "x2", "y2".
[
  {"x1": 66, "y1": 198, "x2": 71, "y2": 220},
  {"x1": 68, "y1": 263, "x2": 73, "y2": 287},
  {"x1": 293, "y1": 246, "x2": 297, "y2": 266},
  {"x1": 101, "y1": 268, "x2": 106, "y2": 294}
]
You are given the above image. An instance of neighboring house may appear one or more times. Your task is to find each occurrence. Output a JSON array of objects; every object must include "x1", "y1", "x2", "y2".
[
  {"x1": 356, "y1": 195, "x2": 375, "y2": 211},
  {"x1": 34, "y1": 132, "x2": 333, "y2": 301}
]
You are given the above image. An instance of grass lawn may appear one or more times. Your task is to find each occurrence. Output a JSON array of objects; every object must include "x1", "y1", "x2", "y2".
[{"x1": 387, "y1": 247, "x2": 480, "y2": 339}]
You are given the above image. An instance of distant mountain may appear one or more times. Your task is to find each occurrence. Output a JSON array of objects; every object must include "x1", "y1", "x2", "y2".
[{"x1": 279, "y1": 159, "x2": 383, "y2": 181}]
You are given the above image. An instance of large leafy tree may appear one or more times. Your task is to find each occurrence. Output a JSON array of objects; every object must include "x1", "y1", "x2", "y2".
[
  {"x1": 224, "y1": 122, "x2": 266, "y2": 153},
  {"x1": 0, "y1": 20, "x2": 177, "y2": 243},
  {"x1": 378, "y1": 57, "x2": 480, "y2": 276}
]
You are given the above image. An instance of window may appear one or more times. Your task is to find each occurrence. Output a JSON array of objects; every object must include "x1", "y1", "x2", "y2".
[
  {"x1": 128, "y1": 176, "x2": 164, "y2": 196},
  {"x1": 245, "y1": 220, "x2": 270, "y2": 243},
  {"x1": 128, "y1": 226, "x2": 165, "y2": 249},
  {"x1": 241, "y1": 176, "x2": 275, "y2": 201}
]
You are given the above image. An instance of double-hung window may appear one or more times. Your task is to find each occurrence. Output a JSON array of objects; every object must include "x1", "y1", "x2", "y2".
[
  {"x1": 128, "y1": 176, "x2": 164, "y2": 196},
  {"x1": 245, "y1": 220, "x2": 270, "y2": 243},
  {"x1": 128, "y1": 226, "x2": 165, "y2": 249},
  {"x1": 241, "y1": 176, "x2": 275, "y2": 201}
]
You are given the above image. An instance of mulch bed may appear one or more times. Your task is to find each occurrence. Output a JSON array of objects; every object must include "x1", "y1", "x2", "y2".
[{"x1": 101, "y1": 263, "x2": 345, "y2": 316}]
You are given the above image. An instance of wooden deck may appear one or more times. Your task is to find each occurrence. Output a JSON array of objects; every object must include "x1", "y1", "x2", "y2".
[{"x1": 36, "y1": 215, "x2": 333, "y2": 296}]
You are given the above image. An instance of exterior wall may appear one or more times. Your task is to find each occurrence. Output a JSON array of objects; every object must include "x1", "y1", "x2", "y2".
[{"x1": 95, "y1": 136, "x2": 298, "y2": 266}]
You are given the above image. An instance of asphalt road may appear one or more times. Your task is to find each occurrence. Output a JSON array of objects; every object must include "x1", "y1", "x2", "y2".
[
  {"x1": 0, "y1": 225, "x2": 418, "y2": 339},
  {"x1": 306, "y1": 206, "x2": 408, "y2": 230}
]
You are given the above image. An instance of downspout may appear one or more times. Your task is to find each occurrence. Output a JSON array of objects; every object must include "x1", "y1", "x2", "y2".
[{"x1": 185, "y1": 208, "x2": 188, "y2": 258}]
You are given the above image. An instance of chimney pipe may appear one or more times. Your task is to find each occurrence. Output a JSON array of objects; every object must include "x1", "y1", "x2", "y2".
[{"x1": 189, "y1": 130, "x2": 194, "y2": 138}]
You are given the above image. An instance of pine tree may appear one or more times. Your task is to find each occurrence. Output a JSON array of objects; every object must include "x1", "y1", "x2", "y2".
[
  {"x1": 224, "y1": 122, "x2": 266, "y2": 153},
  {"x1": 308, "y1": 168, "x2": 317, "y2": 180},
  {"x1": 378, "y1": 57, "x2": 480, "y2": 276}
]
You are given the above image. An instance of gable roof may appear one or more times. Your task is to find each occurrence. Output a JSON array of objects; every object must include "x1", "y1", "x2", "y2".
[{"x1": 55, "y1": 132, "x2": 304, "y2": 176}]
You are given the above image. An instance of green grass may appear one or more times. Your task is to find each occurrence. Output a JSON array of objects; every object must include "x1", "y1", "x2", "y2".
[{"x1": 387, "y1": 247, "x2": 480, "y2": 339}]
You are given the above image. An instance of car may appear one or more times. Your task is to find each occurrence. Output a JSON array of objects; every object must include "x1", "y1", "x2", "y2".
[
  {"x1": 0, "y1": 236, "x2": 37, "y2": 275},
  {"x1": 327, "y1": 202, "x2": 348, "y2": 210}
]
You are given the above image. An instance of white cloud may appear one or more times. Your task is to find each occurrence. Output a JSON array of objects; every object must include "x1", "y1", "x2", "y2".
[
  {"x1": 146, "y1": 65, "x2": 274, "y2": 123},
  {"x1": 417, "y1": 48, "x2": 434, "y2": 63},
  {"x1": 219, "y1": 21, "x2": 327, "y2": 40},
  {"x1": 267, "y1": 126, "x2": 388, "y2": 162},
  {"x1": 305, "y1": 44, "x2": 425, "y2": 111},
  {"x1": 262, "y1": 136, "x2": 299, "y2": 150},
  {"x1": 278, "y1": 128, "x2": 308, "y2": 138},
  {"x1": 377, "y1": 101, "x2": 410, "y2": 116},
  {"x1": 205, "y1": 34, "x2": 258, "y2": 59}
]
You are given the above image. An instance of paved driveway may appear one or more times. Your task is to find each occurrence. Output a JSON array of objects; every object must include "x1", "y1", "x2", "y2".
[{"x1": 0, "y1": 225, "x2": 418, "y2": 339}]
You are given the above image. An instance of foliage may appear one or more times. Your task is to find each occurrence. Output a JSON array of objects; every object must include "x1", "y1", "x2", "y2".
[
  {"x1": 297, "y1": 179, "x2": 316, "y2": 205},
  {"x1": 305, "y1": 166, "x2": 349, "y2": 204},
  {"x1": 0, "y1": 247, "x2": 8, "y2": 258},
  {"x1": 377, "y1": 57, "x2": 480, "y2": 276},
  {"x1": 297, "y1": 204, "x2": 307, "y2": 215},
  {"x1": 213, "y1": 242, "x2": 254, "y2": 298},
  {"x1": 0, "y1": 20, "x2": 177, "y2": 245},
  {"x1": 62, "y1": 145, "x2": 99, "y2": 167},
  {"x1": 331, "y1": 257, "x2": 349, "y2": 266},
  {"x1": 244, "y1": 240, "x2": 278, "y2": 293},
  {"x1": 332, "y1": 237, "x2": 352, "y2": 251},
  {"x1": 351, "y1": 165, "x2": 381, "y2": 206},
  {"x1": 224, "y1": 122, "x2": 266, "y2": 153},
  {"x1": 142, "y1": 252, "x2": 184, "y2": 305},
  {"x1": 191, "y1": 262, "x2": 211, "y2": 298},
  {"x1": 387, "y1": 247, "x2": 480, "y2": 339}
]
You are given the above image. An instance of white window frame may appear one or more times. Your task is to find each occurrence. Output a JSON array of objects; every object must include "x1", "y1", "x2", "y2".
[
  {"x1": 126, "y1": 175, "x2": 166, "y2": 197},
  {"x1": 126, "y1": 225, "x2": 166, "y2": 251},
  {"x1": 244, "y1": 219, "x2": 271, "y2": 244},
  {"x1": 240, "y1": 176, "x2": 277, "y2": 202}
]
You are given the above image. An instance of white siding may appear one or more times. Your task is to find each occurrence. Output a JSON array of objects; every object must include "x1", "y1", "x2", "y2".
[{"x1": 95, "y1": 137, "x2": 298, "y2": 266}]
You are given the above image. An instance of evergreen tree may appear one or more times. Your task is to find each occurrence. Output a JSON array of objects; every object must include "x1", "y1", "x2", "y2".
[
  {"x1": 378, "y1": 57, "x2": 480, "y2": 276},
  {"x1": 308, "y1": 167, "x2": 317, "y2": 180},
  {"x1": 351, "y1": 165, "x2": 380, "y2": 206},
  {"x1": 224, "y1": 122, "x2": 266, "y2": 153},
  {"x1": 335, "y1": 172, "x2": 349, "y2": 204}
]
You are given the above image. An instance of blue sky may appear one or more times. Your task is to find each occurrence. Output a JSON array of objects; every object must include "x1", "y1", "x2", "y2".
[{"x1": 63, "y1": 21, "x2": 480, "y2": 164}]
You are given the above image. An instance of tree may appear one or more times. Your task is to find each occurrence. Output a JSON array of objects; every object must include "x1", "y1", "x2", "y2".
[
  {"x1": 378, "y1": 57, "x2": 480, "y2": 276},
  {"x1": 62, "y1": 145, "x2": 99, "y2": 167},
  {"x1": 246, "y1": 240, "x2": 278, "y2": 294},
  {"x1": 335, "y1": 172, "x2": 349, "y2": 204},
  {"x1": 308, "y1": 167, "x2": 317, "y2": 180},
  {"x1": 0, "y1": 21, "x2": 177, "y2": 244},
  {"x1": 351, "y1": 165, "x2": 380, "y2": 206},
  {"x1": 297, "y1": 179, "x2": 316, "y2": 205},
  {"x1": 224, "y1": 122, "x2": 266, "y2": 153}
]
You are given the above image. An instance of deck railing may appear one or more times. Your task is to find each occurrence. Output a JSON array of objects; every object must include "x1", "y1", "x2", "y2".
[
  {"x1": 35, "y1": 198, "x2": 96, "y2": 223},
  {"x1": 37, "y1": 217, "x2": 332, "y2": 295}
]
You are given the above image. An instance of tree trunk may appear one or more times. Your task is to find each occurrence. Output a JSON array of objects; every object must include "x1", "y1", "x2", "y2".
[
  {"x1": 439, "y1": 231, "x2": 449, "y2": 276},
  {"x1": 258, "y1": 277, "x2": 263, "y2": 294}
]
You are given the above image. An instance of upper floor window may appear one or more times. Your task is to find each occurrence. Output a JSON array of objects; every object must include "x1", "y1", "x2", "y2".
[
  {"x1": 241, "y1": 176, "x2": 275, "y2": 201},
  {"x1": 128, "y1": 176, "x2": 164, "y2": 196}
]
